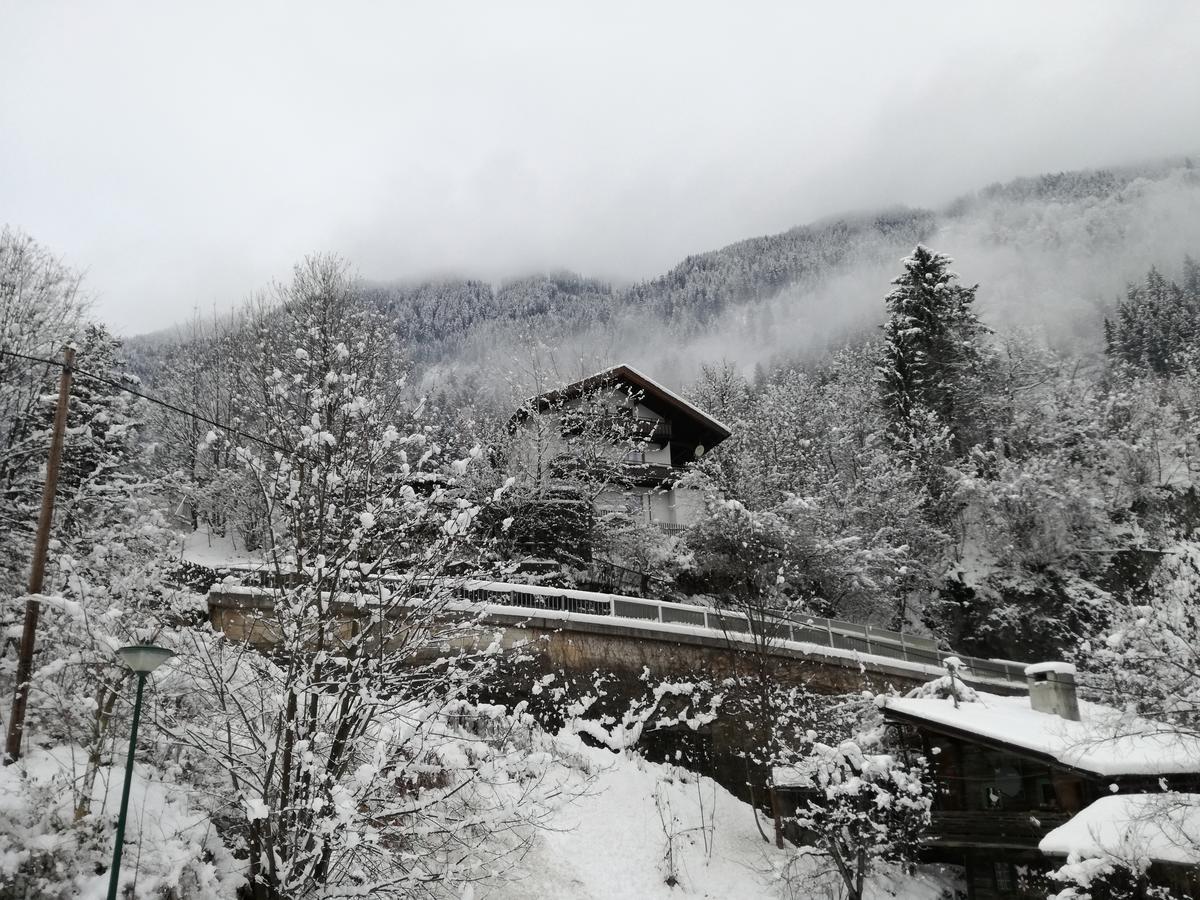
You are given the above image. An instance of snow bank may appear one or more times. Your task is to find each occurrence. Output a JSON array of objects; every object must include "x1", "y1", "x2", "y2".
[
  {"x1": 1039, "y1": 793, "x2": 1200, "y2": 866},
  {"x1": 482, "y1": 737, "x2": 949, "y2": 900},
  {"x1": 181, "y1": 524, "x2": 261, "y2": 569},
  {"x1": 0, "y1": 745, "x2": 244, "y2": 899}
]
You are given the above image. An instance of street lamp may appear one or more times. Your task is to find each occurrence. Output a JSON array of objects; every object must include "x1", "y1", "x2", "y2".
[{"x1": 106, "y1": 645, "x2": 173, "y2": 900}]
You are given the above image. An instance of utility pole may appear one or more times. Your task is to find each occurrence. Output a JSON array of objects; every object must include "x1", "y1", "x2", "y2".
[{"x1": 4, "y1": 346, "x2": 75, "y2": 764}]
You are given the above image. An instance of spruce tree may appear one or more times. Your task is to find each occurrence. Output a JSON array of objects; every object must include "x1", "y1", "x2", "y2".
[
  {"x1": 1104, "y1": 260, "x2": 1200, "y2": 375},
  {"x1": 876, "y1": 245, "x2": 988, "y2": 455}
]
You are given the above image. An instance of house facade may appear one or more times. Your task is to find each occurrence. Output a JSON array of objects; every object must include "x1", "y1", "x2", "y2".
[{"x1": 511, "y1": 364, "x2": 731, "y2": 533}]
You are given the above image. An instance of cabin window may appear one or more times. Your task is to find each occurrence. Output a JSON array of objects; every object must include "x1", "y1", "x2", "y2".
[
  {"x1": 1037, "y1": 779, "x2": 1059, "y2": 810},
  {"x1": 994, "y1": 862, "x2": 1014, "y2": 892}
]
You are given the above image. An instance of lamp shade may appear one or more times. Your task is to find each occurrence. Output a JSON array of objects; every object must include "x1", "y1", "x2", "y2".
[{"x1": 116, "y1": 645, "x2": 174, "y2": 674}]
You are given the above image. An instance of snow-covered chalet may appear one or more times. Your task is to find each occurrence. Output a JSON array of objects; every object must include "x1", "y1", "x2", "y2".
[{"x1": 510, "y1": 363, "x2": 731, "y2": 532}]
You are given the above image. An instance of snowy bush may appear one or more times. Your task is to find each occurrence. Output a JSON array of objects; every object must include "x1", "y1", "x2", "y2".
[
  {"x1": 0, "y1": 745, "x2": 243, "y2": 899},
  {"x1": 781, "y1": 737, "x2": 930, "y2": 900},
  {"x1": 1048, "y1": 854, "x2": 1184, "y2": 900}
]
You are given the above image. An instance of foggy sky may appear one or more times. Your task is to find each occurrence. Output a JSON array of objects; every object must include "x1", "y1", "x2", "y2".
[{"x1": 2, "y1": 1, "x2": 1199, "y2": 335}]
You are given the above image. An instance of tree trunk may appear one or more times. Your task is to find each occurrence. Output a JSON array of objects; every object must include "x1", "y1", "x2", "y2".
[
  {"x1": 75, "y1": 681, "x2": 121, "y2": 820},
  {"x1": 768, "y1": 784, "x2": 785, "y2": 848}
]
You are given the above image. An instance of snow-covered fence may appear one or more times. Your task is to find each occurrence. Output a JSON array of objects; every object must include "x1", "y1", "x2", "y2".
[
  {"x1": 449, "y1": 580, "x2": 1026, "y2": 686},
  {"x1": 204, "y1": 572, "x2": 1027, "y2": 687}
]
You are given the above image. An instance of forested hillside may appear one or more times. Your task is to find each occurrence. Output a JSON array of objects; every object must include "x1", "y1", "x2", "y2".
[
  {"x1": 118, "y1": 159, "x2": 1200, "y2": 667},
  {"x1": 335, "y1": 159, "x2": 1200, "y2": 396},
  {"x1": 119, "y1": 157, "x2": 1200, "y2": 665}
]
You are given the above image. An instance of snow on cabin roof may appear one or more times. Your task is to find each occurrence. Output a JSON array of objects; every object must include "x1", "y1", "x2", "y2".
[
  {"x1": 1039, "y1": 793, "x2": 1200, "y2": 865},
  {"x1": 515, "y1": 364, "x2": 732, "y2": 447},
  {"x1": 1025, "y1": 661, "x2": 1077, "y2": 677},
  {"x1": 882, "y1": 691, "x2": 1200, "y2": 778},
  {"x1": 618, "y1": 364, "x2": 733, "y2": 436}
]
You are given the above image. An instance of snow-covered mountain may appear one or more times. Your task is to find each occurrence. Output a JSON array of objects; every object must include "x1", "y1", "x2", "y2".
[{"x1": 357, "y1": 158, "x2": 1200, "y2": 391}]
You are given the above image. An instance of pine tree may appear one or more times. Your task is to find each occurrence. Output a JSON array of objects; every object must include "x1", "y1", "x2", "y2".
[
  {"x1": 1104, "y1": 259, "x2": 1200, "y2": 374},
  {"x1": 876, "y1": 245, "x2": 989, "y2": 455}
]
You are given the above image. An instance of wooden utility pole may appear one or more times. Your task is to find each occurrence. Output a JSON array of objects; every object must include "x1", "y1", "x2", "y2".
[{"x1": 4, "y1": 346, "x2": 75, "y2": 764}]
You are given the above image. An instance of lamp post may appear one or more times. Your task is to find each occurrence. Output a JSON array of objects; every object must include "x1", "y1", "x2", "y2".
[{"x1": 106, "y1": 645, "x2": 173, "y2": 900}]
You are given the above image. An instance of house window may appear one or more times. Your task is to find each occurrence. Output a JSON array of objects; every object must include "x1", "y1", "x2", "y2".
[
  {"x1": 623, "y1": 449, "x2": 645, "y2": 463},
  {"x1": 1037, "y1": 779, "x2": 1059, "y2": 810},
  {"x1": 994, "y1": 862, "x2": 1014, "y2": 892}
]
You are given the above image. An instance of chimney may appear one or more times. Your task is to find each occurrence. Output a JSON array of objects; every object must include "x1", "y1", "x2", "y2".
[{"x1": 1024, "y1": 662, "x2": 1081, "y2": 721}]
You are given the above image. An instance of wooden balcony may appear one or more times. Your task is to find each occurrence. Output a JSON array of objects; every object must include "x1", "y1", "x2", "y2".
[
  {"x1": 927, "y1": 809, "x2": 1071, "y2": 849},
  {"x1": 624, "y1": 415, "x2": 671, "y2": 443},
  {"x1": 560, "y1": 413, "x2": 671, "y2": 445},
  {"x1": 551, "y1": 457, "x2": 675, "y2": 487}
]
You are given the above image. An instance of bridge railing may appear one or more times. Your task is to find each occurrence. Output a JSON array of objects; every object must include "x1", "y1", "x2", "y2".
[
  {"x1": 453, "y1": 579, "x2": 1027, "y2": 686},
  {"x1": 199, "y1": 565, "x2": 1025, "y2": 686}
]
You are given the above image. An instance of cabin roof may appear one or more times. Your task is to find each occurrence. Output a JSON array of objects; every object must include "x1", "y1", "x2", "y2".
[
  {"x1": 1039, "y1": 793, "x2": 1200, "y2": 864},
  {"x1": 883, "y1": 691, "x2": 1200, "y2": 778},
  {"x1": 514, "y1": 363, "x2": 732, "y2": 449}
]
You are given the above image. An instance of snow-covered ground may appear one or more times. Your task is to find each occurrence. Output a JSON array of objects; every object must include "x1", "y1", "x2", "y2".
[
  {"x1": 0, "y1": 745, "x2": 242, "y2": 899},
  {"x1": 181, "y1": 525, "x2": 260, "y2": 569},
  {"x1": 484, "y1": 740, "x2": 952, "y2": 900}
]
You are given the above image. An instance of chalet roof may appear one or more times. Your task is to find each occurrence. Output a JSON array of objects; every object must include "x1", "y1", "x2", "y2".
[
  {"x1": 883, "y1": 691, "x2": 1200, "y2": 778},
  {"x1": 1039, "y1": 793, "x2": 1200, "y2": 864},
  {"x1": 515, "y1": 364, "x2": 732, "y2": 450}
]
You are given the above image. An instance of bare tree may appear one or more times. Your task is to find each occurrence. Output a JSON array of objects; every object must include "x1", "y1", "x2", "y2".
[
  {"x1": 0, "y1": 227, "x2": 86, "y2": 595},
  {"x1": 159, "y1": 257, "x2": 565, "y2": 898}
]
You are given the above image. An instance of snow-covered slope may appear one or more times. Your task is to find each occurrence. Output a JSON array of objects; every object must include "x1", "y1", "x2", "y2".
[{"x1": 483, "y1": 740, "x2": 951, "y2": 900}]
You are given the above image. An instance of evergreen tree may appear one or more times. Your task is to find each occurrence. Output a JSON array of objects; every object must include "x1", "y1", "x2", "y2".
[
  {"x1": 1104, "y1": 260, "x2": 1200, "y2": 374},
  {"x1": 876, "y1": 245, "x2": 989, "y2": 456}
]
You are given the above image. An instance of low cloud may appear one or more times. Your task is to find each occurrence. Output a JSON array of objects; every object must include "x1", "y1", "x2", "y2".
[{"x1": 2, "y1": 2, "x2": 1198, "y2": 334}]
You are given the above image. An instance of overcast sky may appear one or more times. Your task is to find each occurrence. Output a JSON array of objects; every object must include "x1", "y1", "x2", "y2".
[{"x1": 2, "y1": 2, "x2": 1199, "y2": 334}]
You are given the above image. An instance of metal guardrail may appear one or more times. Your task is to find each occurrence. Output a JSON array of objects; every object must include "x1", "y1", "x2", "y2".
[
  {"x1": 453, "y1": 580, "x2": 1028, "y2": 685},
  {"x1": 197, "y1": 564, "x2": 1025, "y2": 685}
]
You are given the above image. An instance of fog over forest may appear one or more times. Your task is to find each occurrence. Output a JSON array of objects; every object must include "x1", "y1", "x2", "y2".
[{"x1": 388, "y1": 161, "x2": 1200, "y2": 397}]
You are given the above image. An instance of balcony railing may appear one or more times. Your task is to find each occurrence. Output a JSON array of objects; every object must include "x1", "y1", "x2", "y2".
[
  {"x1": 927, "y1": 810, "x2": 1071, "y2": 849},
  {"x1": 560, "y1": 413, "x2": 671, "y2": 444},
  {"x1": 623, "y1": 415, "x2": 671, "y2": 443},
  {"x1": 551, "y1": 457, "x2": 675, "y2": 487}
]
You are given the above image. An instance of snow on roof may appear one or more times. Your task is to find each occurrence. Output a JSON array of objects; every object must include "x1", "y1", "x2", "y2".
[
  {"x1": 883, "y1": 691, "x2": 1200, "y2": 777},
  {"x1": 618, "y1": 364, "x2": 733, "y2": 436},
  {"x1": 1039, "y1": 794, "x2": 1200, "y2": 865},
  {"x1": 520, "y1": 363, "x2": 732, "y2": 442},
  {"x1": 1025, "y1": 661, "x2": 1077, "y2": 677}
]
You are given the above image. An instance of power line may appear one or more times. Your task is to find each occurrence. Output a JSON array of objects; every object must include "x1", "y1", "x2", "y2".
[{"x1": 0, "y1": 347, "x2": 293, "y2": 455}]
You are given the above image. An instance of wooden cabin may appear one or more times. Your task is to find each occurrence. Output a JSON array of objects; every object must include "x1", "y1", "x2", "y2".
[{"x1": 881, "y1": 663, "x2": 1200, "y2": 899}]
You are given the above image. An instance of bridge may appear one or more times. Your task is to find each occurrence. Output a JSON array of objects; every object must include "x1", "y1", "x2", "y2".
[
  {"x1": 207, "y1": 577, "x2": 1027, "y2": 796},
  {"x1": 206, "y1": 577, "x2": 1026, "y2": 694}
]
